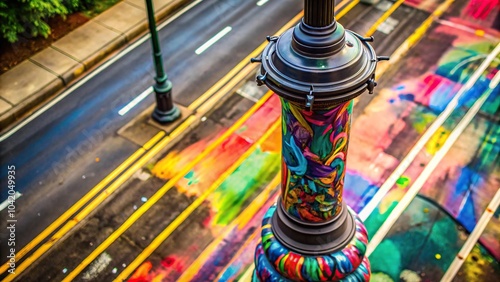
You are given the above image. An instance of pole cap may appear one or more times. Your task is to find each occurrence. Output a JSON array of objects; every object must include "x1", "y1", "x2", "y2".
[{"x1": 255, "y1": 3, "x2": 378, "y2": 108}]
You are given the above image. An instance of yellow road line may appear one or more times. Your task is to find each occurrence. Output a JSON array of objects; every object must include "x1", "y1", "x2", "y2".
[
  {"x1": 375, "y1": 0, "x2": 455, "y2": 78},
  {"x1": 2, "y1": 129, "x2": 189, "y2": 281},
  {"x1": 351, "y1": 0, "x2": 403, "y2": 108},
  {"x1": 176, "y1": 174, "x2": 281, "y2": 282},
  {"x1": 116, "y1": 120, "x2": 281, "y2": 282},
  {"x1": 3, "y1": 92, "x2": 266, "y2": 282},
  {"x1": 143, "y1": 131, "x2": 166, "y2": 150},
  {"x1": 60, "y1": 91, "x2": 274, "y2": 281},
  {"x1": 365, "y1": 0, "x2": 405, "y2": 37},
  {"x1": 0, "y1": 141, "x2": 149, "y2": 274},
  {"x1": 337, "y1": 0, "x2": 359, "y2": 19}
]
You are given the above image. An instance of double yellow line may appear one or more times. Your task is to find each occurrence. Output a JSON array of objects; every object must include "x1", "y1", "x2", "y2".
[
  {"x1": 115, "y1": 121, "x2": 281, "y2": 282},
  {"x1": 62, "y1": 93, "x2": 276, "y2": 281},
  {"x1": 1, "y1": 117, "x2": 197, "y2": 281}
]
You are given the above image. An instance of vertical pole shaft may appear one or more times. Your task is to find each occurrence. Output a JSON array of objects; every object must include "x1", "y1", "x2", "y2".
[
  {"x1": 304, "y1": 0, "x2": 336, "y2": 27},
  {"x1": 146, "y1": 0, "x2": 166, "y2": 83},
  {"x1": 145, "y1": 0, "x2": 180, "y2": 123}
]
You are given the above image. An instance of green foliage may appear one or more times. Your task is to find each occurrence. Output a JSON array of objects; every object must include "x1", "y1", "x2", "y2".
[
  {"x1": 0, "y1": 0, "x2": 97, "y2": 43},
  {"x1": 81, "y1": 0, "x2": 119, "y2": 18},
  {"x1": 63, "y1": 0, "x2": 97, "y2": 12}
]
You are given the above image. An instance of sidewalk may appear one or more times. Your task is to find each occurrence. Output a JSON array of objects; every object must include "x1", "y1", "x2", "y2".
[{"x1": 0, "y1": 0, "x2": 190, "y2": 131}]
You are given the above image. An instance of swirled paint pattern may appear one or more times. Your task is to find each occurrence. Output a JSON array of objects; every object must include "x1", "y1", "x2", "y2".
[
  {"x1": 254, "y1": 205, "x2": 370, "y2": 281},
  {"x1": 281, "y1": 99, "x2": 352, "y2": 223}
]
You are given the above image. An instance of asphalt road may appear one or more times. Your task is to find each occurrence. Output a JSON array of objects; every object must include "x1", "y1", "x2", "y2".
[{"x1": 0, "y1": 0, "x2": 303, "y2": 256}]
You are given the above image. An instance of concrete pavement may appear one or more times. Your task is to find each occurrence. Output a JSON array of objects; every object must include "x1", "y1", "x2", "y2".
[{"x1": 0, "y1": 0, "x2": 190, "y2": 131}]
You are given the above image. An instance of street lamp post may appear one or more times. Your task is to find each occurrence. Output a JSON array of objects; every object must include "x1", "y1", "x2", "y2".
[
  {"x1": 145, "y1": 0, "x2": 181, "y2": 123},
  {"x1": 252, "y1": 0, "x2": 383, "y2": 281}
]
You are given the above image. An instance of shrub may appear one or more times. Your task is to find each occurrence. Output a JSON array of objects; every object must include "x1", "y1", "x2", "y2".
[{"x1": 0, "y1": 0, "x2": 96, "y2": 43}]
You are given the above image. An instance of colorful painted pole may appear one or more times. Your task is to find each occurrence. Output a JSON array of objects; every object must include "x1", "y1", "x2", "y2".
[{"x1": 252, "y1": 0, "x2": 383, "y2": 281}]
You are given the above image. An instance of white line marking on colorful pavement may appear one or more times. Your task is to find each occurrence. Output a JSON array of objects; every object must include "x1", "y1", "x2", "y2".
[
  {"x1": 440, "y1": 188, "x2": 500, "y2": 281},
  {"x1": 366, "y1": 69, "x2": 500, "y2": 257},
  {"x1": 439, "y1": 70, "x2": 500, "y2": 281},
  {"x1": 359, "y1": 43, "x2": 500, "y2": 222},
  {"x1": 436, "y1": 19, "x2": 498, "y2": 40}
]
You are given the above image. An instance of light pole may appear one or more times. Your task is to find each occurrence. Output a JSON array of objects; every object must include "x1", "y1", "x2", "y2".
[
  {"x1": 145, "y1": 0, "x2": 181, "y2": 123},
  {"x1": 252, "y1": 0, "x2": 384, "y2": 280}
]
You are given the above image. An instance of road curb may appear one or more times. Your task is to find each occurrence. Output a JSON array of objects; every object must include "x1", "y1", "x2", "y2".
[{"x1": 0, "y1": 0, "x2": 191, "y2": 133}]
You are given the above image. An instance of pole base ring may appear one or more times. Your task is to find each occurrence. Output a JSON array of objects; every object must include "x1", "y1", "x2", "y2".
[
  {"x1": 254, "y1": 204, "x2": 370, "y2": 281},
  {"x1": 152, "y1": 105, "x2": 181, "y2": 124}
]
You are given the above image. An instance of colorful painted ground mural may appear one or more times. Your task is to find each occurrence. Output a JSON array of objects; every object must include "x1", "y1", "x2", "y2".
[
  {"x1": 369, "y1": 196, "x2": 500, "y2": 282},
  {"x1": 463, "y1": 0, "x2": 499, "y2": 22},
  {"x1": 345, "y1": 4, "x2": 500, "y2": 281},
  {"x1": 124, "y1": 1, "x2": 499, "y2": 281}
]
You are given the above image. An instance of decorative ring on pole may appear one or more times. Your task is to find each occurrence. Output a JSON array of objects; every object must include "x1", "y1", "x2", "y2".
[{"x1": 254, "y1": 205, "x2": 370, "y2": 282}]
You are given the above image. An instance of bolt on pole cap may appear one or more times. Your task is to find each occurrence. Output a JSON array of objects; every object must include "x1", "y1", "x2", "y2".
[{"x1": 255, "y1": 0, "x2": 378, "y2": 109}]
